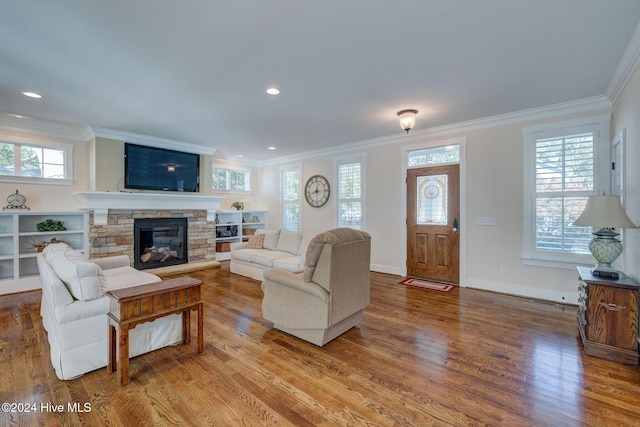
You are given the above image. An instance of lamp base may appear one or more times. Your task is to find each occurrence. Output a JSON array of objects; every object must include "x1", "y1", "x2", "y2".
[
  {"x1": 588, "y1": 227, "x2": 623, "y2": 280},
  {"x1": 591, "y1": 268, "x2": 620, "y2": 280}
]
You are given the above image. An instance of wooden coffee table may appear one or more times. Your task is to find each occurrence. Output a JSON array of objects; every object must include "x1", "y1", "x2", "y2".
[{"x1": 106, "y1": 276, "x2": 204, "y2": 385}]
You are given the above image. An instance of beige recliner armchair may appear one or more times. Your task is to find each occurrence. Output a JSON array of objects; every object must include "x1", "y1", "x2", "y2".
[{"x1": 261, "y1": 228, "x2": 371, "y2": 346}]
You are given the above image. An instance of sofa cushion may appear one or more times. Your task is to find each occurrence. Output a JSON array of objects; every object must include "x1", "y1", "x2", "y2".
[
  {"x1": 246, "y1": 233, "x2": 265, "y2": 249},
  {"x1": 101, "y1": 267, "x2": 162, "y2": 292},
  {"x1": 262, "y1": 230, "x2": 281, "y2": 251},
  {"x1": 276, "y1": 230, "x2": 303, "y2": 255},
  {"x1": 250, "y1": 250, "x2": 295, "y2": 268},
  {"x1": 299, "y1": 231, "x2": 317, "y2": 266},
  {"x1": 272, "y1": 256, "x2": 302, "y2": 272},
  {"x1": 45, "y1": 247, "x2": 106, "y2": 301},
  {"x1": 231, "y1": 248, "x2": 258, "y2": 262}
]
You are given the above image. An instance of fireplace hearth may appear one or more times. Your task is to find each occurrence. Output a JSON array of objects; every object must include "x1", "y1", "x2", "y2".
[{"x1": 134, "y1": 217, "x2": 188, "y2": 270}]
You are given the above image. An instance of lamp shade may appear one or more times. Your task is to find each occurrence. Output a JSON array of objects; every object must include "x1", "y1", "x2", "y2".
[
  {"x1": 397, "y1": 109, "x2": 418, "y2": 133},
  {"x1": 573, "y1": 195, "x2": 637, "y2": 228}
]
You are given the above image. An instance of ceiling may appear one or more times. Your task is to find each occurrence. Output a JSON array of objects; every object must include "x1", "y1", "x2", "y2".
[{"x1": 1, "y1": 1, "x2": 640, "y2": 163}]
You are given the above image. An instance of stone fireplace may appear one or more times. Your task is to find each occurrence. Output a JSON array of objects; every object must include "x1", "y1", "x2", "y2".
[{"x1": 73, "y1": 192, "x2": 223, "y2": 268}]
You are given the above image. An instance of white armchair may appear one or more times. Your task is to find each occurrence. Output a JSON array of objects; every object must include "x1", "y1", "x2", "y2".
[{"x1": 261, "y1": 228, "x2": 371, "y2": 346}]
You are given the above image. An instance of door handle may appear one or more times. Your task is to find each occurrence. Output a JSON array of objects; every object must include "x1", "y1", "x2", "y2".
[{"x1": 453, "y1": 217, "x2": 459, "y2": 233}]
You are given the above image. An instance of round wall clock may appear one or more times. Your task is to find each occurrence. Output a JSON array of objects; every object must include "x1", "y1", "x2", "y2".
[{"x1": 305, "y1": 175, "x2": 330, "y2": 207}]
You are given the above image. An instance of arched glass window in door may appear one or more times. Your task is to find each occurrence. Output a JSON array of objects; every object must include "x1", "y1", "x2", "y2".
[{"x1": 416, "y1": 174, "x2": 448, "y2": 225}]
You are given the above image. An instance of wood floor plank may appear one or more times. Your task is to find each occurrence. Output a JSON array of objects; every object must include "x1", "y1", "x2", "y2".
[{"x1": 1, "y1": 264, "x2": 640, "y2": 426}]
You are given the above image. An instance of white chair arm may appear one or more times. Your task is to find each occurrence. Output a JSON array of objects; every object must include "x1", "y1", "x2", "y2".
[
  {"x1": 230, "y1": 241, "x2": 248, "y2": 251},
  {"x1": 90, "y1": 255, "x2": 131, "y2": 270}
]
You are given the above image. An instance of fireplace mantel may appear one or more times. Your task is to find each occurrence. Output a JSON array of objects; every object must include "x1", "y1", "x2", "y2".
[{"x1": 73, "y1": 191, "x2": 224, "y2": 225}]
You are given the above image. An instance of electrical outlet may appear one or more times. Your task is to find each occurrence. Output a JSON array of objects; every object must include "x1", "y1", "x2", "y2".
[{"x1": 499, "y1": 265, "x2": 507, "y2": 274}]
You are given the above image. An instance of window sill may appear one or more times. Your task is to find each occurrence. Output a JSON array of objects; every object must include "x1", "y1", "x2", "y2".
[
  {"x1": 522, "y1": 255, "x2": 594, "y2": 270},
  {"x1": 0, "y1": 176, "x2": 74, "y2": 186},
  {"x1": 212, "y1": 190, "x2": 252, "y2": 195}
]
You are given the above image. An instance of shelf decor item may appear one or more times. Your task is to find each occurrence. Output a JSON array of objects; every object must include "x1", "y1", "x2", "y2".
[
  {"x1": 27, "y1": 237, "x2": 71, "y2": 252},
  {"x1": 231, "y1": 201, "x2": 244, "y2": 210},
  {"x1": 3, "y1": 189, "x2": 30, "y2": 210},
  {"x1": 36, "y1": 219, "x2": 67, "y2": 232}
]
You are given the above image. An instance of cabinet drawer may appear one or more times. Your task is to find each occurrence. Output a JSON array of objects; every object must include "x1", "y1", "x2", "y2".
[{"x1": 586, "y1": 284, "x2": 638, "y2": 350}]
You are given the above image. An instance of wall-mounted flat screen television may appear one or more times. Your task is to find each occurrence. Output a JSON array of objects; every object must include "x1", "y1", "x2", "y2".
[{"x1": 124, "y1": 143, "x2": 200, "y2": 192}]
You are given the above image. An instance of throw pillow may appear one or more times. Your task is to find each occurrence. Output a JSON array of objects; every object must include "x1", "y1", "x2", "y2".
[
  {"x1": 45, "y1": 247, "x2": 106, "y2": 301},
  {"x1": 262, "y1": 230, "x2": 281, "y2": 251},
  {"x1": 247, "y1": 233, "x2": 265, "y2": 249}
]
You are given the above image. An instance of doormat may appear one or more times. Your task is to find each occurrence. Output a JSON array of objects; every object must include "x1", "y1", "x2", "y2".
[{"x1": 398, "y1": 278, "x2": 457, "y2": 293}]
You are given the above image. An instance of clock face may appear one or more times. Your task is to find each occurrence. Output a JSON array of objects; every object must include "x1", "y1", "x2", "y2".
[{"x1": 305, "y1": 175, "x2": 330, "y2": 207}]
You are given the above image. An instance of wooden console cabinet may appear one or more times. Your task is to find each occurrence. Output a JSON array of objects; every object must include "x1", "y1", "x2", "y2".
[{"x1": 577, "y1": 266, "x2": 639, "y2": 365}]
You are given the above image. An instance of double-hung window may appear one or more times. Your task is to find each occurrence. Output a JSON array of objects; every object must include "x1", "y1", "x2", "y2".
[
  {"x1": 0, "y1": 140, "x2": 72, "y2": 183},
  {"x1": 336, "y1": 155, "x2": 365, "y2": 230},
  {"x1": 523, "y1": 115, "x2": 610, "y2": 267},
  {"x1": 281, "y1": 165, "x2": 301, "y2": 231}
]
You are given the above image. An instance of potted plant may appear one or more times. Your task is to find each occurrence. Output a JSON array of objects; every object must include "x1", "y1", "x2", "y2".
[
  {"x1": 231, "y1": 201, "x2": 244, "y2": 210},
  {"x1": 36, "y1": 219, "x2": 67, "y2": 232}
]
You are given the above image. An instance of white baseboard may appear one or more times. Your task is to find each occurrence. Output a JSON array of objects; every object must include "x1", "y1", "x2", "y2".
[
  {"x1": 0, "y1": 276, "x2": 42, "y2": 296},
  {"x1": 465, "y1": 278, "x2": 578, "y2": 305},
  {"x1": 370, "y1": 264, "x2": 403, "y2": 276}
]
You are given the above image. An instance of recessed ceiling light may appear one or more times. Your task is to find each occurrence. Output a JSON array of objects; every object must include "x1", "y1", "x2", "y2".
[
  {"x1": 268, "y1": 146, "x2": 276, "y2": 150},
  {"x1": 266, "y1": 88, "x2": 280, "y2": 95},
  {"x1": 21, "y1": 91, "x2": 42, "y2": 99}
]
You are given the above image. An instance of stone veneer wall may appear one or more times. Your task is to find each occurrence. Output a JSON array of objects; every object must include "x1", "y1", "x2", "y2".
[{"x1": 88, "y1": 209, "x2": 216, "y2": 265}]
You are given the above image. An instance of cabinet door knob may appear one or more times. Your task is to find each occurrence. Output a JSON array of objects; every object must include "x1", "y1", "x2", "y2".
[{"x1": 599, "y1": 302, "x2": 626, "y2": 312}]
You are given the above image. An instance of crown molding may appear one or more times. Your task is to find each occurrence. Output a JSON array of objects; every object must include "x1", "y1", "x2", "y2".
[
  {"x1": 606, "y1": 20, "x2": 640, "y2": 104},
  {"x1": 0, "y1": 115, "x2": 94, "y2": 142},
  {"x1": 258, "y1": 95, "x2": 612, "y2": 166},
  {"x1": 91, "y1": 127, "x2": 216, "y2": 155}
]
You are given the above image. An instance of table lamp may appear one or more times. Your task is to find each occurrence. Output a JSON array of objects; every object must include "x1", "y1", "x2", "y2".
[{"x1": 573, "y1": 195, "x2": 637, "y2": 278}]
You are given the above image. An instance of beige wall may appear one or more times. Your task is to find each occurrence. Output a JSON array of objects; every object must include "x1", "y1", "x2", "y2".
[
  {"x1": 259, "y1": 107, "x2": 612, "y2": 303},
  {"x1": 612, "y1": 64, "x2": 640, "y2": 282}
]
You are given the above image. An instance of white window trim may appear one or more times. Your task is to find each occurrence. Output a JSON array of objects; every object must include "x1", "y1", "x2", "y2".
[
  {"x1": 522, "y1": 114, "x2": 610, "y2": 269},
  {"x1": 334, "y1": 154, "x2": 366, "y2": 230},
  {"x1": 280, "y1": 163, "x2": 302, "y2": 231},
  {"x1": 0, "y1": 135, "x2": 75, "y2": 186}
]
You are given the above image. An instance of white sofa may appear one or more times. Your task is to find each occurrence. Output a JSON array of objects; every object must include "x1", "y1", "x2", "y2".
[
  {"x1": 230, "y1": 229, "x2": 316, "y2": 281},
  {"x1": 37, "y1": 243, "x2": 182, "y2": 380}
]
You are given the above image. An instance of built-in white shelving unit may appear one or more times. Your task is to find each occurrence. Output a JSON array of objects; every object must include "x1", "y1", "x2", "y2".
[
  {"x1": 214, "y1": 210, "x2": 267, "y2": 261},
  {"x1": 0, "y1": 211, "x2": 89, "y2": 294}
]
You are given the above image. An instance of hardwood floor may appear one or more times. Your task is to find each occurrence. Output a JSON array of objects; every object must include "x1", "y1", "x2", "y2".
[{"x1": 2, "y1": 265, "x2": 640, "y2": 426}]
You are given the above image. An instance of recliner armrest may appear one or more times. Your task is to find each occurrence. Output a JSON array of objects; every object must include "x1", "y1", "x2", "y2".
[{"x1": 262, "y1": 269, "x2": 328, "y2": 302}]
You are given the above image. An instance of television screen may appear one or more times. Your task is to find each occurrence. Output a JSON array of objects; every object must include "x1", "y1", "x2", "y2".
[{"x1": 124, "y1": 143, "x2": 200, "y2": 192}]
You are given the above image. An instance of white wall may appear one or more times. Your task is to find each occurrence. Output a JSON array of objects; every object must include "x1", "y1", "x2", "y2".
[{"x1": 612, "y1": 64, "x2": 640, "y2": 282}]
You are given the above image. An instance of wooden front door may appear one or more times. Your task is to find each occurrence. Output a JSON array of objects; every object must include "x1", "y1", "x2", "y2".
[{"x1": 407, "y1": 164, "x2": 460, "y2": 283}]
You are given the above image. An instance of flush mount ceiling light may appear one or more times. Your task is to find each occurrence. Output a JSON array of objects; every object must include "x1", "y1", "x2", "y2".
[
  {"x1": 21, "y1": 91, "x2": 42, "y2": 99},
  {"x1": 268, "y1": 146, "x2": 276, "y2": 150},
  {"x1": 397, "y1": 109, "x2": 418, "y2": 134},
  {"x1": 167, "y1": 164, "x2": 176, "y2": 173},
  {"x1": 266, "y1": 87, "x2": 280, "y2": 95}
]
